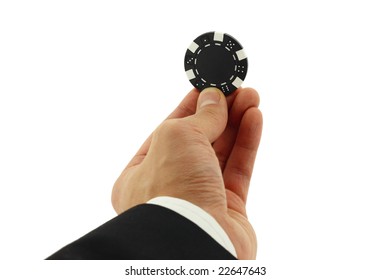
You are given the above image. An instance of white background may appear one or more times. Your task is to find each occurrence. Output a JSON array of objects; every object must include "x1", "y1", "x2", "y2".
[{"x1": 1, "y1": 0, "x2": 389, "y2": 279}]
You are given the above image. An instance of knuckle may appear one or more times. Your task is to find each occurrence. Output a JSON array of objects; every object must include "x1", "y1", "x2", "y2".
[
  {"x1": 203, "y1": 107, "x2": 228, "y2": 127},
  {"x1": 156, "y1": 119, "x2": 193, "y2": 141}
]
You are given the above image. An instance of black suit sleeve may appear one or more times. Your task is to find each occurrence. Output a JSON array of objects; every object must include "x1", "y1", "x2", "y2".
[{"x1": 46, "y1": 204, "x2": 236, "y2": 260}]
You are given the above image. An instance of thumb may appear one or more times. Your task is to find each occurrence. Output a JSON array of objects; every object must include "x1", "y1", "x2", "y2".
[{"x1": 187, "y1": 87, "x2": 228, "y2": 143}]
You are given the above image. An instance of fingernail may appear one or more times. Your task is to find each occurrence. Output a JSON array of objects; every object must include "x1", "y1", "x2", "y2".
[{"x1": 199, "y1": 87, "x2": 222, "y2": 108}]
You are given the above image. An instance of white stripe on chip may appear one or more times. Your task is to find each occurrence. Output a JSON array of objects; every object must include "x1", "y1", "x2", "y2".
[
  {"x1": 188, "y1": 42, "x2": 199, "y2": 53},
  {"x1": 232, "y1": 77, "x2": 243, "y2": 88},
  {"x1": 186, "y1": 69, "x2": 196, "y2": 80},
  {"x1": 236, "y1": 49, "x2": 247, "y2": 61},
  {"x1": 214, "y1": 32, "x2": 224, "y2": 42}
]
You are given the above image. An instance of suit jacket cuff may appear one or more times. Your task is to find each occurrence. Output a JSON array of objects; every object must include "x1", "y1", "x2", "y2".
[{"x1": 148, "y1": 196, "x2": 237, "y2": 258}]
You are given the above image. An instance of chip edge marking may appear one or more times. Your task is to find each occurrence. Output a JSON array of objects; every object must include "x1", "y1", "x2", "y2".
[
  {"x1": 232, "y1": 77, "x2": 243, "y2": 88},
  {"x1": 188, "y1": 42, "x2": 199, "y2": 53},
  {"x1": 186, "y1": 69, "x2": 196, "y2": 80},
  {"x1": 214, "y1": 32, "x2": 224, "y2": 42},
  {"x1": 236, "y1": 49, "x2": 247, "y2": 61}
]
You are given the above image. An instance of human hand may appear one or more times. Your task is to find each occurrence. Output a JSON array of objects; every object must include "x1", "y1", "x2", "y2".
[{"x1": 111, "y1": 87, "x2": 263, "y2": 259}]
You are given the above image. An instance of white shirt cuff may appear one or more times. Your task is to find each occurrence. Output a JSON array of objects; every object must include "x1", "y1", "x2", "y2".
[{"x1": 147, "y1": 196, "x2": 237, "y2": 258}]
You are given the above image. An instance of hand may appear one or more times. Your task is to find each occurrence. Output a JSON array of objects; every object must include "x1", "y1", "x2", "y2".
[{"x1": 111, "y1": 87, "x2": 263, "y2": 259}]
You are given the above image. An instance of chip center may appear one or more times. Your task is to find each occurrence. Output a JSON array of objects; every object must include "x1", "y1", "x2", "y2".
[{"x1": 196, "y1": 45, "x2": 235, "y2": 84}]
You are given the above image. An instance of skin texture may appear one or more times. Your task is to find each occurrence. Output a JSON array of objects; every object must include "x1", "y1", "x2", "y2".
[{"x1": 112, "y1": 87, "x2": 263, "y2": 259}]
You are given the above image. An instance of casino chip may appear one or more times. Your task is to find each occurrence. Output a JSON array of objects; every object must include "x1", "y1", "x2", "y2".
[{"x1": 184, "y1": 31, "x2": 248, "y2": 95}]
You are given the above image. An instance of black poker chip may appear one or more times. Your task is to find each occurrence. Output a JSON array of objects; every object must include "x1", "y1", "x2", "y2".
[{"x1": 184, "y1": 31, "x2": 248, "y2": 95}]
